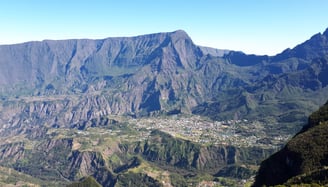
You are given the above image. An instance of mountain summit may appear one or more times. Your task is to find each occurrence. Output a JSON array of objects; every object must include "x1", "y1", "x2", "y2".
[{"x1": 274, "y1": 28, "x2": 328, "y2": 61}]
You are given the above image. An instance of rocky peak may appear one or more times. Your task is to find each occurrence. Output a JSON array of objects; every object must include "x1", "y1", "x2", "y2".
[
  {"x1": 168, "y1": 30, "x2": 191, "y2": 42},
  {"x1": 273, "y1": 27, "x2": 328, "y2": 61},
  {"x1": 323, "y1": 27, "x2": 328, "y2": 37},
  {"x1": 159, "y1": 30, "x2": 202, "y2": 70}
]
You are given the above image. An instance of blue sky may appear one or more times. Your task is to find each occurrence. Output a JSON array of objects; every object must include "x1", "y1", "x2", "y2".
[{"x1": 0, "y1": 0, "x2": 328, "y2": 55}]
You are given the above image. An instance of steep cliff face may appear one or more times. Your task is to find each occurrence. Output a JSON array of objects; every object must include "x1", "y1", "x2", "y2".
[
  {"x1": 254, "y1": 101, "x2": 328, "y2": 186},
  {"x1": 0, "y1": 97, "x2": 114, "y2": 135},
  {"x1": 67, "y1": 151, "x2": 106, "y2": 180},
  {"x1": 0, "y1": 138, "x2": 108, "y2": 183},
  {"x1": 196, "y1": 146, "x2": 238, "y2": 171},
  {"x1": 0, "y1": 143, "x2": 25, "y2": 163}
]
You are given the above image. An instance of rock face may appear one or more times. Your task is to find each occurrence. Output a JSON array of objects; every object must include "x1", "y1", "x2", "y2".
[
  {"x1": 0, "y1": 143, "x2": 25, "y2": 162},
  {"x1": 0, "y1": 138, "x2": 112, "y2": 185},
  {"x1": 133, "y1": 130, "x2": 273, "y2": 175},
  {"x1": 253, "y1": 101, "x2": 328, "y2": 186}
]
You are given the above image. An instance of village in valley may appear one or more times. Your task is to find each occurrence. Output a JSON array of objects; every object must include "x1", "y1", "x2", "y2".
[
  {"x1": 47, "y1": 114, "x2": 292, "y2": 152},
  {"x1": 126, "y1": 115, "x2": 291, "y2": 149}
]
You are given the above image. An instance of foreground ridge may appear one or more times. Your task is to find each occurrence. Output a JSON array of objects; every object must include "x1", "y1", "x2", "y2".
[{"x1": 254, "y1": 101, "x2": 328, "y2": 186}]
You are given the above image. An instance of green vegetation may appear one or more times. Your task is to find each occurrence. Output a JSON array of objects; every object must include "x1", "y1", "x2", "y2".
[
  {"x1": 0, "y1": 120, "x2": 272, "y2": 186},
  {"x1": 308, "y1": 101, "x2": 328, "y2": 127},
  {"x1": 68, "y1": 176, "x2": 102, "y2": 187},
  {"x1": 116, "y1": 172, "x2": 162, "y2": 187},
  {"x1": 0, "y1": 166, "x2": 65, "y2": 186},
  {"x1": 254, "y1": 101, "x2": 328, "y2": 186},
  {"x1": 169, "y1": 173, "x2": 188, "y2": 187},
  {"x1": 215, "y1": 165, "x2": 255, "y2": 179},
  {"x1": 285, "y1": 168, "x2": 328, "y2": 186}
]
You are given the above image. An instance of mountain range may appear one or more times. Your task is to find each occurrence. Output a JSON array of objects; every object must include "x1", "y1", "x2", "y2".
[
  {"x1": 1, "y1": 28, "x2": 328, "y2": 137},
  {"x1": 0, "y1": 28, "x2": 328, "y2": 186}
]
